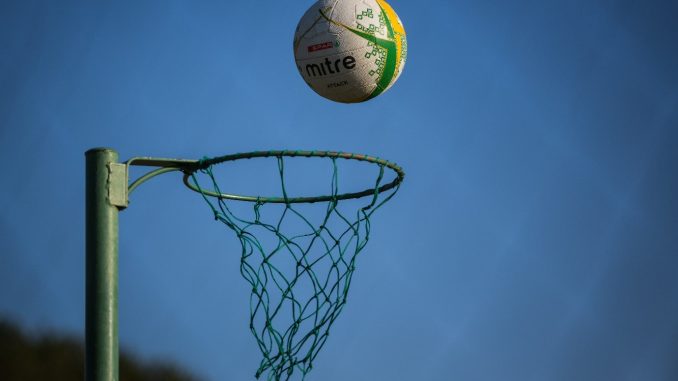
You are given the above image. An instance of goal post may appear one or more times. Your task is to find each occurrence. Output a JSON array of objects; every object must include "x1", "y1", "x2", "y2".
[{"x1": 85, "y1": 148, "x2": 120, "y2": 381}]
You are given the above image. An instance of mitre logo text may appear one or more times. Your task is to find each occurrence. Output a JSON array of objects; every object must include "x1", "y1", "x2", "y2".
[{"x1": 301, "y1": 56, "x2": 357, "y2": 78}]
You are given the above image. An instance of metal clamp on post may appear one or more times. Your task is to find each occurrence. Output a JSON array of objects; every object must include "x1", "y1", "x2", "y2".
[{"x1": 107, "y1": 163, "x2": 128, "y2": 209}]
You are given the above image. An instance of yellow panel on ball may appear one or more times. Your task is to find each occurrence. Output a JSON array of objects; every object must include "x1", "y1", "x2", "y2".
[{"x1": 293, "y1": 0, "x2": 407, "y2": 103}]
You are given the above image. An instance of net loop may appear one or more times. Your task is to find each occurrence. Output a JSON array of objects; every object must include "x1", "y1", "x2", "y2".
[{"x1": 187, "y1": 152, "x2": 402, "y2": 380}]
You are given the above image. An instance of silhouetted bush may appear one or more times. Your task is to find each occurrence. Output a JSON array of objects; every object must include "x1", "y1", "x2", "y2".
[{"x1": 0, "y1": 320, "x2": 202, "y2": 381}]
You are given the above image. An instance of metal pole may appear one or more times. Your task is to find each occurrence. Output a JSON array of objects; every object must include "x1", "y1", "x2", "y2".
[{"x1": 85, "y1": 148, "x2": 120, "y2": 381}]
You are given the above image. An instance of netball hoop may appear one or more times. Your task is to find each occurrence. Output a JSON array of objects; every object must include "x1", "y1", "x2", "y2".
[{"x1": 85, "y1": 148, "x2": 404, "y2": 381}]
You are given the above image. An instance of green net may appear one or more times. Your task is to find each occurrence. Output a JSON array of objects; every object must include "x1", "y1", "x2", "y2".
[{"x1": 186, "y1": 151, "x2": 402, "y2": 381}]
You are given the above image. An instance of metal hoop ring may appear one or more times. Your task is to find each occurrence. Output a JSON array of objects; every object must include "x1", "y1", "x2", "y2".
[{"x1": 182, "y1": 150, "x2": 405, "y2": 204}]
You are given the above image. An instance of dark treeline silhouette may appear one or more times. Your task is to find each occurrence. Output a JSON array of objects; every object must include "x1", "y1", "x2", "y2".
[{"x1": 0, "y1": 319, "x2": 203, "y2": 381}]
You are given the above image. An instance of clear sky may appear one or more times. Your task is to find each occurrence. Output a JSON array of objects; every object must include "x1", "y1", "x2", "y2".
[{"x1": 1, "y1": 0, "x2": 678, "y2": 380}]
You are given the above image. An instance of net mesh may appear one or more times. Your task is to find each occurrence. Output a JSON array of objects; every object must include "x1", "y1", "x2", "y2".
[{"x1": 188, "y1": 155, "x2": 399, "y2": 380}]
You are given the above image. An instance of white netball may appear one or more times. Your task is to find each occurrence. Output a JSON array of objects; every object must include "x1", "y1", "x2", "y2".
[{"x1": 293, "y1": 0, "x2": 407, "y2": 103}]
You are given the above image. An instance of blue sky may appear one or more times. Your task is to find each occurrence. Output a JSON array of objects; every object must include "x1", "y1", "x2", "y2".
[{"x1": 1, "y1": 0, "x2": 678, "y2": 380}]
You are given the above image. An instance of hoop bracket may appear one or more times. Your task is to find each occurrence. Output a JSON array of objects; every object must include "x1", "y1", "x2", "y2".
[{"x1": 123, "y1": 157, "x2": 200, "y2": 200}]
